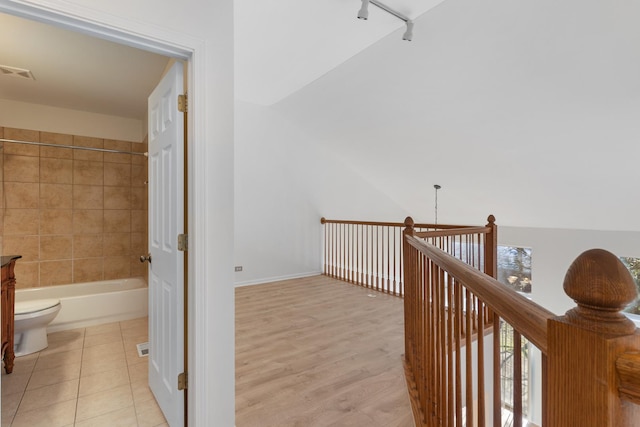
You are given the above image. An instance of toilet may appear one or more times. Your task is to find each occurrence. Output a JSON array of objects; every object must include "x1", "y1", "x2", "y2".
[{"x1": 14, "y1": 299, "x2": 62, "y2": 356}]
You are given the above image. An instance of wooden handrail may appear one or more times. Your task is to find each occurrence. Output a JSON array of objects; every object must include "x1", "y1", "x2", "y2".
[
  {"x1": 406, "y1": 235, "x2": 554, "y2": 353},
  {"x1": 617, "y1": 353, "x2": 640, "y2": 405},
  {"x1": 320, "y1": 217, "x2": 475, "y2": 230},
  {"x1": 413, "y1": 226, "x2": 492, "y2": 239}
]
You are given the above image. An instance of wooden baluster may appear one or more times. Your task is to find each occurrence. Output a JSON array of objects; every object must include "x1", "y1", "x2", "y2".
[
  {"x1": 492, "y1": 314, "x2": 501, "y2": 427},
  {"x1": 466, "y1": 288, "x2": 474, "y2": 427},
  {"x1": 386, "y1": 226, "x2": 391, "y2": 294},
  {"x1": 455, "y1": 280, "x2": 463, "y2": 427},
  {"x1": 321, "y1": 218, "x2": 327, "y2": 275},
  {"x1": 513, "y1": 330, "x2": 522, "y2": 427},
  {"x1": 477, "y1": 300, "x2": 485, "y2": 427},
  {"x1": 547, "y1": 249, "x2": 640, "y2": 427},
  {"x1": 393, "y1": 227, "x2": 397, "y2": 296},
  {"x1": 447, "y1": 275, "x2": 455, "y2": 425}
]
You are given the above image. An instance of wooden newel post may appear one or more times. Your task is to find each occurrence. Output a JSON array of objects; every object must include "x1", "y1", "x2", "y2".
[
  {"x1": 547, "y1": 249, "x2": 640, "y2": 427},
  {"x1": 484, "y1": 215, "x2": 497, "y2": 279}
]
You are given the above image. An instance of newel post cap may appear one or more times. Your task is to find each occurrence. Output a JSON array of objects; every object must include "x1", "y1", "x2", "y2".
[
  {"x1": 403, "y1": 216, "x2": 415, "y2": 233},
  {"x1": 562, "y1": 248, "x2": 637, "y2": 335}
]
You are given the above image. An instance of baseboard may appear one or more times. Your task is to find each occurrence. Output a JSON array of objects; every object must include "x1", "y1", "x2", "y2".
[{"x1": 234, "y1": 271, "x2": 322, "y2": 288}]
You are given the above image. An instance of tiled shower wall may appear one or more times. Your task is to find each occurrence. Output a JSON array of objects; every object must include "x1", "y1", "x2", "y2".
[{"x1": 0, "y1": 126, "x2": 148, "y2": 288}]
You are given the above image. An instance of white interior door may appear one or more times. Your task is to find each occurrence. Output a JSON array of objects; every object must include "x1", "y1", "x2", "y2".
[{"x1": 147, "y1": 61, "x2": 185, "y2": 426}]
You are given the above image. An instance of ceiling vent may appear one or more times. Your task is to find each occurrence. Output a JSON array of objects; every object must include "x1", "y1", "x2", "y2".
[{"x1": 0, "y1": 65, "x2": 35, "y2": 80}]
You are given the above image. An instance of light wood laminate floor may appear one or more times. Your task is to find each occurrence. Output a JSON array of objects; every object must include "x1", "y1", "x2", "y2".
[{"x1": 236, "y1": 275, "x2": 414, "y2": 427}]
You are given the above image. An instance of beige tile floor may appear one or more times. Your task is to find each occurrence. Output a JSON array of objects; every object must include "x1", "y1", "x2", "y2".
[{"x1": 1, "y1": 317, "x2": 168, "y2": 427}]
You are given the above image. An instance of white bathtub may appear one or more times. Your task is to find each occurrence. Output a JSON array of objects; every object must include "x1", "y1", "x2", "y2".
[{"x1": 15, "y1": 277, "x2": 148, "y2": 333}]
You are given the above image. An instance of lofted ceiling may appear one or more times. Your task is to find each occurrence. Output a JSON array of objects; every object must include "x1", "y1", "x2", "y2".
[{"x1": 2, "y1": 0, "x2": 640, "y2": 232}]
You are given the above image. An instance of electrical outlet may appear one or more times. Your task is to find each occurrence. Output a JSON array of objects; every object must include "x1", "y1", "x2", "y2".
[{"x1": 235, "y1": 266, "x2": 243, "y2": 272}]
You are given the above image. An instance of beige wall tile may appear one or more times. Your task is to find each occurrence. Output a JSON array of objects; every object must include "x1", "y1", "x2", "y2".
[
  {"x1": 104, "y1": 210, "x2": 130, "y2": 233},
  {"x1": 4, "y1": 209, "x2": 39, "y2": 235},
  {"x1": 73, "y1": 258, "x2": 103, "y2": 283},
  {"x1": 40, "y1": 260, "x2": 73, "y2": 286},
  {"x1": 131, "y1": 165, "x2": 147, "y2": 187},
  {"x1": 73, "y1": 234, "x2": 103, "y2": 259},
  {"x1": 104, "y1": 186, "x2": 130, "y2": 209},
  {"x1": 4, "y1": 155, "x2": 39, "y2": 182},
  {"x1": 130, "y1": 187, "x2": 147, "y2": 210},
  {"x1": 130, "y1": 232, "x2": 147, "y2": 256},
  {"x1": 40, "y1": 132, "x2": 72, "y2": 145},
  {"x1": 13, "y1": 261, "x2": 39, "y2": 288},
  {"x1": 40, "y1": 235, "x2": 72, "y2": 260},
  {"x1": 40, "y1": 132, "x2": 73, "y2": 159},
  {"x1": 73, "y1": 210, "x2": 103, "y2": 234},
  {"x1": 3, "y1": 128, "x2": 39, "y2": 156},
  {"x1": 73, "y1": 160, "x2": 104, "y2": 185},
  {"x1": 40, "y1": 158, "x2": 73, "y2": 184},
  {"x1": 3, "y1": 235, "x2": 39, "y2": 261},
  {"x1": 73, "y1": 136, "x2": 103, "y2": 162},
  {"x1": 40, "y1": 210, "x2": 73, "y2": 235},
  {"x1": 4, "y1": 182, "x2": 39, "y2": 208},
  {"x1": 103, "y1": 233, "x2": 131, "y2": 257},
  {"x1": 104, "y1": 139, "x2": 133, "y2": 164},
  {"x1": 3, "y1": 127, "x2": 148, "y2": 285},
  {"x1": 73, "y1": 185, "x2": 104, "y2": 210},
  {"x1": 104, "y1": 257, "x2": 131, "y2": 280},
  {"x1": 40, "y1": 183, "x2": 73, "y2": 209},
  {"x1": 131, "y1": 141, "x2": 148, "y2": 165},
  {"x1": 130, "y1": 256, "x2": 147, "y2": 278},
  {"x1": 131, "y1": 210, "x2": 147, "y2": 233},
  {"x1": 104, "y1": 163, "x2": 131, "y2": 187}
]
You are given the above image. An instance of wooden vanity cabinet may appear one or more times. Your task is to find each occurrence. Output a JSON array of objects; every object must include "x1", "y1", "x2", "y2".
[{"x1": 1, "y1": 255, "x2": 20, "y2": 374}]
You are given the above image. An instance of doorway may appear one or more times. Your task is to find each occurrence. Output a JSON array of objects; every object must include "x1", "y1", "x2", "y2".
[{"x1": 0, "y1": 5, "x2": 190, "y2": 425}]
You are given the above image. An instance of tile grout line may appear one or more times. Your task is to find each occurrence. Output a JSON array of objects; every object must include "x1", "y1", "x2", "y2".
[
  {"x1": 72, "y1": 328, "x2": 86, "y2": 426},
  {"x1": 121, "y1": 320, "x2": 142, "y2": 427}
]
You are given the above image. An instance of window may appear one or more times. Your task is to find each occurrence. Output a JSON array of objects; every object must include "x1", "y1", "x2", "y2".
[
  {"x1": 620, "y1": 257, "x2": 640, "y2": 315},
  {"x1": 498, "y1": 246, "x2": 532, "y2": 425}
]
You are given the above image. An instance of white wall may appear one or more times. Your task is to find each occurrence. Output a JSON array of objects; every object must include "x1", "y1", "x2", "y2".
[
  {"x1": 0, "y1": 1, "x2": 235, "y2": 425},
  {"x1": 234, "y1": 101, "x2": 410, "y2": 285},
  {"x1": 0, "y1": 99, "x2": 144, "y2": 142}
]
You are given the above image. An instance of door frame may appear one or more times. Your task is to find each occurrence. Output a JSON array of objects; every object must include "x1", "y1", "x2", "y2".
[{"x1": 0, "y1": 2, "x2": 213, "y2": 424}]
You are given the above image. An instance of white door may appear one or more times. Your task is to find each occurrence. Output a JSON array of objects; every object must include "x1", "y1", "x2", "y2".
[{"x1": 147, "y1": 61, "x2": 185, "y2": 426}]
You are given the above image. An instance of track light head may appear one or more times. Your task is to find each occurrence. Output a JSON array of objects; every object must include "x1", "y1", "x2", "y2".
[
  {"x1": 358, "y1": 0, "x2": 369, "y2": 20},
  {"x1": 402, "y1": 20, "x2": 414, "y2": 41}
]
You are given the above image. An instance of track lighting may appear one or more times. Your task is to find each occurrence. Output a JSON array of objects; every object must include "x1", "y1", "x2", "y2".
[
  {"x1": 356, "y1": 0, "x2": 414, "y2": 41},
  {"x1": 357, "y1": 0, "x2": 369, "y2": 20},
  {"x1": 402, "y1": 20, "x2": 413, "y2": 41}
]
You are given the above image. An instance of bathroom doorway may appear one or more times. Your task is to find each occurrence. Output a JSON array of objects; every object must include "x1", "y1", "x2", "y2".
[{"x1": 0, "y1": 5, "x2": 188, "y2": 425}]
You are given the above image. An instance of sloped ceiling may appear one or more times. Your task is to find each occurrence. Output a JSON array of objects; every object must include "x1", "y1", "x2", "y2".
[
  {"x1": 271, "y1": 0, "x2": 640, "y2": 231},
  {"x1": 235, "y1": 0, "x2": 446, "y2": 105}
]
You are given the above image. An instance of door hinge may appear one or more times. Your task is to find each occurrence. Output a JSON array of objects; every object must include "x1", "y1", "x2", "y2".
[
  {"x1": 178, "y1": 372, "x2": 188, "y2": 390},
  {"x1": 178, "y1": 234, "x2": 188, "y2": 252},
  {"x1": 178, "y1": 94, "x2": 188, "y2": 113}
]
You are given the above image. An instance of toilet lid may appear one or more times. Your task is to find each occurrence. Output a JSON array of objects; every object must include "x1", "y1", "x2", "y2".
[{"x1": 15, "y1": 299, "x2": 60, "y2": 315}]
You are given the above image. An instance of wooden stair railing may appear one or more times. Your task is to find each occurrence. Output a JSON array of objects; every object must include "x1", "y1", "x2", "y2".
[
  {"x1": 403, "y1": 220, "x2": 640, "y2": 426},
  {"x1": 320, "y1": 217, "x2": 491, "y2": 297}
]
